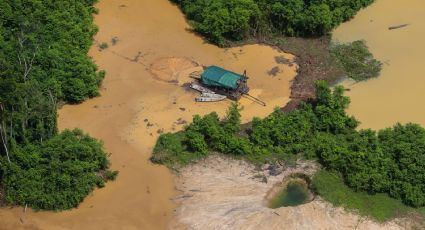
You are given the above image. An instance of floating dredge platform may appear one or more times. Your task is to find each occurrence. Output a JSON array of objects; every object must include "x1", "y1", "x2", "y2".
[{"x1": 189, "y1": 66, "x2": 265, "y2": 106}]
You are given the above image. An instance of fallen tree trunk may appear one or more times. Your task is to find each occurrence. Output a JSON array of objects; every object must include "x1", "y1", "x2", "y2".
[{"x1": 388, "y1": 24, "x2": 409, "y2": 30}]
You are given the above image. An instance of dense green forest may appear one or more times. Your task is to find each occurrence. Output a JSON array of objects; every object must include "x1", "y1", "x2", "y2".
[
  {"x1": 0, "y1": 0, "x2": 115, "y2": 210},
  {"x1": 3, "y1": 129, "x2": 117, "y2": 210},
  {"x1": 172, "y1": 0, "x2": 375, "y2": 45},
  {"x1": 153, "y1": 81, "x2": 425, "y2": 209}
]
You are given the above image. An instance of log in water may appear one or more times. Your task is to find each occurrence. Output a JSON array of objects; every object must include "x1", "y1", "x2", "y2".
[
  {"x1": 333, "y1": 0, "x2": 425, "y2": 130},
  {"x1": 388, "y1": 24, "x2": 409, "y2": 30}
]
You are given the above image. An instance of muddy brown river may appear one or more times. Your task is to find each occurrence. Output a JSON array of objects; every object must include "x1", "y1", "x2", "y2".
[
  {"x1": 0, "y1": 0, "x2": 423, "y2": 229},
  {"x1": 334, "y1": 0, "x2": 425, "y2": 129}
]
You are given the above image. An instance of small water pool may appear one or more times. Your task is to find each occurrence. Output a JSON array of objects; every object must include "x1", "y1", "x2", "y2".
[{"x1": 268, "y1": 181, "x2": 309, "y2": 208}]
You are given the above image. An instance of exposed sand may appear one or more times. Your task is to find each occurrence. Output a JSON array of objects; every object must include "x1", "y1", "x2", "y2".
[
  {"x1": 0, "y1": 0, "x2": 296, "y2": 229},
  {"x1": 171, "y1": 156, "x2": 406, "y2": 230}
]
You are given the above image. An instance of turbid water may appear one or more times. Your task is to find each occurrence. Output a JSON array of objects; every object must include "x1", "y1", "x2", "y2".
[
  {"x1": 0, "y1": 0, "x2": 296, "y2": 229},
  {"x1": 333, "y1": 0, "x2": 425, "y2": 129}
]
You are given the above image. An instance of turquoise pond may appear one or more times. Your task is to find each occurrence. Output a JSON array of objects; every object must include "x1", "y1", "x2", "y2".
[{"x1": 268, "y1": 181, "x2": 309, "y2": 208}]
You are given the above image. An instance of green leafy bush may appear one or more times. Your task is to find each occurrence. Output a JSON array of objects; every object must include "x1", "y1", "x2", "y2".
[
  {"x1": 185, "y1": 129, "x2": 208, "y2": 155},
  {"x1": 250, "y1": 107, "x2": 315, "y2": 157},
  {"x1": 223, "y1": 103, "x2": 242, "y2": 134},
  {"x1": 151, "y1": 131, "x2": 208, "y2": 167},
  {"x1": 312, "y1": 170, "x2": 417, "y2": 222}
]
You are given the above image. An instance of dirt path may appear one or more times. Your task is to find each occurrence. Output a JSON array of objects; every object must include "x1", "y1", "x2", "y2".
[{"x1": 0, "y1": 0, "x2": 296, "y2": 229}]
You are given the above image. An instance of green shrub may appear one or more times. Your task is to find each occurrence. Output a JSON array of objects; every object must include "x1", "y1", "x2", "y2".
[
  {"x1": 152, "y1": 132, "x2": 186, "y2": 163},
  {"x1": 314, "y1": 122, "x2": 425, "y2": 208},
  {"x1": 378, "y1": 123, "x2": 425, "y2": 207},
  {"x1": 185, "y1": 129, "x2": 208, "y2": 155},
  {"x1": 63, "y1": 78, "x2": 89, "y2": 103},
  {"x1": 152, "y1": 132, "x2": 206, "y2": 167},
  {"x1": 223, "y1": 103, "x2": 242, "y2": 134}
]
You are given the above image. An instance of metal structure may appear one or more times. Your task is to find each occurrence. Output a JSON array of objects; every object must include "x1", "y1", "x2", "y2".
[{"x1": 189, "y1": 66, "x2": 266, "y2": 106}]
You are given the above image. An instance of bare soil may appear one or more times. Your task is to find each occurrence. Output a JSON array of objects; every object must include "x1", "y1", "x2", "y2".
[{"x1": 171, "y1": 155, "x2": 406, "y2": 230}]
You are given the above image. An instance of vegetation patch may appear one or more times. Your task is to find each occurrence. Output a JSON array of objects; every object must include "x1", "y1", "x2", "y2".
[
  {"x1": 312, "y1": 170, "x2": 424, "y2": 223},
  {"x1": 151, "y1": 131, "x2": 207, "y2": 169},
  {"x1": 331, "y1": 40, "x2": 382, "y2": 81}
]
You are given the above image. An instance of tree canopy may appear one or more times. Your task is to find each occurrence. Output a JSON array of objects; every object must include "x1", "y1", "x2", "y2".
[
  {"x1": 2, "y1": 129, "x2": 117, "y2": 210},
  {"x1": 0, "y1": 0, "x2": 115, "y2": 210},
  {"x1": 173, "y1": 0, "x2": 375, "y2": 45}
]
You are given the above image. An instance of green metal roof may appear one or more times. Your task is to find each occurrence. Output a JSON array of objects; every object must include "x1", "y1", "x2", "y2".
[{"x1": 201, "y1": 66, "x2": 242, "y2": 90}]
